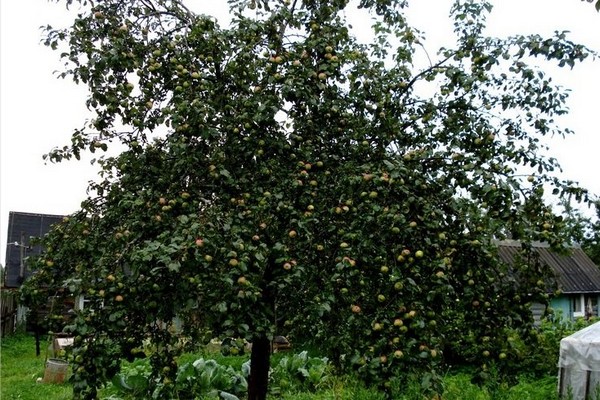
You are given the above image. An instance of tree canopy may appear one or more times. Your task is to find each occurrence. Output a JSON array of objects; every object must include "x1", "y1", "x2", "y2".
[{"x1": 21, "y1": 1, "x2": 596, "y2": 399}]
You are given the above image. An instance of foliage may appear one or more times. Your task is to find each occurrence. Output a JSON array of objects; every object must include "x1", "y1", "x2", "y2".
[
  {"x1": 578, "y1": 202, "x2": 600, "y2": 265},
  {"x1": 519, "y1": 314, "x2": 598, "y2": 378},
  {"x1": 270, "y1": 351, "x2": 330, "y2": 395},
  {"x1": 583, "y1": 0, "x2": 600, "y2": 12},
  {"x1": 3, "y1": 334, "x2": 565, "y2": 400},
  {"x1": 557, "y1": 199, "x2": 600, "y2": 265},
  {"x1": 20, "y1": 0, "x2": 597, "y2": 398}
]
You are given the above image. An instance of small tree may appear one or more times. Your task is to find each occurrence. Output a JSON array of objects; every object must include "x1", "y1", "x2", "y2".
[{"x1": 22, "y1": 1, "x2": 595, "y2": 398}]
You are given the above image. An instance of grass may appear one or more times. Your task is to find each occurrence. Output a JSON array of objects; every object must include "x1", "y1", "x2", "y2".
[
  {"x1": 1, "y1": 332, "x2": 71, "y2": 400},
  {"x1": 2, "y1": 333, "x2": 561, "y2": 400}
]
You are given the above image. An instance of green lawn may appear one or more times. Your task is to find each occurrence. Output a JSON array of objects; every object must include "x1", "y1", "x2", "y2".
[{"x1": 1, "y1": 333, "x2": 72, "y2": 400}]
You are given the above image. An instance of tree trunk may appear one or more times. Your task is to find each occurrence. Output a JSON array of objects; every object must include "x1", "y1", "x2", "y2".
[{"x1": 247, "y1": 335, "x2": 271, "y2": 400}]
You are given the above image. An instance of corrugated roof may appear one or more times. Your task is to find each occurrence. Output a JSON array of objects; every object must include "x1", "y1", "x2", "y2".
[{"x1": 497, "y1": 240, "x2": 600, "y2": 294}]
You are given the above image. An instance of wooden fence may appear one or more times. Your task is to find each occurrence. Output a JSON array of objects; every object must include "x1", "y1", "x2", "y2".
[{"x1": 1, "y1": 288, "x2": 19, "y2": 337}]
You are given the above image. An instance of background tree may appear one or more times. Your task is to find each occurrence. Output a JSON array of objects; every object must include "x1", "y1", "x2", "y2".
[
  {"x1": 560, "y1": 198, "x2": 600, "y2": 265},
  {"x1": 21, "y1": 0, "x2": 595, "y2": 398}
]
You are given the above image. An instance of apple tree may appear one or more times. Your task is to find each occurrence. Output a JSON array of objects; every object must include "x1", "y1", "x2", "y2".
[{"x1": 21, "y1": 0, "x2": 594, "y2": 398}]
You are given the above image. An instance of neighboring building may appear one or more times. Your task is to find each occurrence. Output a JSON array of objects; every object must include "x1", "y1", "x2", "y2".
[
  {"x1": 4, "y1": 211, "x2": 65, "y2": 288},
  {"x1": 498, "y1": 240, "x2": 600, "y2": 321}
]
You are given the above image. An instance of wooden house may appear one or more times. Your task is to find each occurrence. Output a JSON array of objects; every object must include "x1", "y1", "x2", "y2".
[{"x1": 497, "y1": 240, "x2": 600, "y2": 321}]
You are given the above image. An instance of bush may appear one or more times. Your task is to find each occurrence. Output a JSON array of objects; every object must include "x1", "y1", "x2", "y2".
[{"x1": 516, "y1": 313, "x2": 597, "y2": 377}]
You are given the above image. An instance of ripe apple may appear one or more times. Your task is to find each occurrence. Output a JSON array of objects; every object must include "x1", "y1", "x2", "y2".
[
  {"x1": 195, "y1": 238, "x2": 204, "y2": 247},
  {"x1": 351, "y1": 305, "x2": 361, "y2": 313},
  {"x1": 229, "y1": 259, "x2": 239, "y2": 267},
  {"x1": 409, "y1": 221, "x2": 417, "y2": 228},
  {"x1": 394, "y1": 350, "x2": 404, "y2": 358},
  {"x1": 115, "y1": 295, "x2": 124, "y2": 302},
  {"x1": 237, "y1": 276, "x2": 248, "y2": 285},
  {"x1": 46, "y1": 260, "x2": 55, "y2": 267},
  {"x1": 283, "y1": 262, "x2": 292, "y2": 270},
  {"x1": 372, "y1": 322, "x2": 383, "y2": 331},
  {"x1": 107, "y1": 274, "x2": 116, "y2": 282},
  {"x1": 394, "y1": 318, "x2": 403, "y2": 327},
  {"x1": 288, "y1": 230, "x2": 297, "y2": 238},
  {"x1": 343, "y1": 257, "x2": 356, "y2": 267}
]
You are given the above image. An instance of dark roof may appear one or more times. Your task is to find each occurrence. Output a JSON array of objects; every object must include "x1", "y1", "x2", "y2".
[
  {"x1": 497, "y1": 240, "x2": 600, "y2": 294},
  {"x1": 4, "y1": 211, "x2": 65, "y2": 288}
]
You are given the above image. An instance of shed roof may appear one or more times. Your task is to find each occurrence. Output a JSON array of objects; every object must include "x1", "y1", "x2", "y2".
[{"x1": 497, "y1": 240, "x2": 600, "y2": 294}]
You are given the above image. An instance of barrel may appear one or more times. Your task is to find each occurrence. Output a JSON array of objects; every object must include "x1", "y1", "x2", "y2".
[{"x1": 43, "y1": 358, "x2": 69, "y2": 383}]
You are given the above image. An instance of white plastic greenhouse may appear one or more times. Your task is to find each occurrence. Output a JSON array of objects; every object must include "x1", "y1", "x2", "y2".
[{"x1": 558, "y1": 321, "x2": 600, "y2": 399}]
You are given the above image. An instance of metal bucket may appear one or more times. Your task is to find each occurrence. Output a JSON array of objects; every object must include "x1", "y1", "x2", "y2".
[{"x1": 43, "y1": 358, "x2": 69, "y2": 383}]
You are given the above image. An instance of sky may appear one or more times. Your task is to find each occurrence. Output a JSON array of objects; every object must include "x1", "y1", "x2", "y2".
[{"x1": 1, "y1": 0, "x2": 599, "y2": 266}]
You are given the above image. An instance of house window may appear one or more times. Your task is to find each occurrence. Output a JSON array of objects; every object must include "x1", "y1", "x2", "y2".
[{"x1": 572, "y1": 295, "x2": 585, "y2": 318}]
